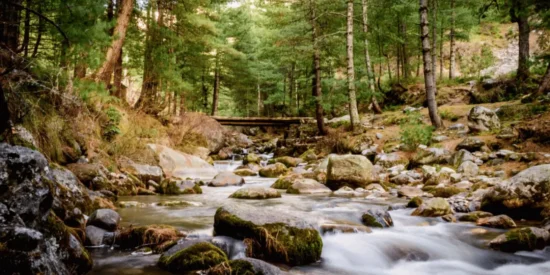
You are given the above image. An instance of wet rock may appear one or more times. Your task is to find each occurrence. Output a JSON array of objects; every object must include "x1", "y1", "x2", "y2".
[
  {"x1": 271, "y1": 174, "x2": 303, "y2": 189},
  {"x1": 209, "y1": 258, "x2": 287, "y2": 275},
  {"x1": 237, "y1": 163, "x2": 262, "y2": 172},
  {"x1": 259, "y1": 163, "x2": 289, "y2": 178},
  {"x1": 456, "y1": 137, "x2": 486, "y2": 152},
  {"x1": 412, "y1": 198, "x2": 452, "y2": 217},
  {"x1": 87, "y1": 209, "x2": 120, "y2": 231},
  {"x1": 118, "y1": 201, "x2": 147, "y2": 208},
  {"x1": 458, "y1": 211, "x2": 493, "y2": 222},
  {"x1": 234, "y1": 168, "x2": 258, "y2": 177},
  {"x1": 326, "y1": 155, "x2": 374, "y2": 190},
  {"x1": 458, "y1": 161, "x2": 479, "y2": 177},
  {"x1": 117, "y1": 225, "x2": 183, "y2": 249},
  {"x1": 85, "y1": 225, "x2": 109, "y2": 246},
  {"x1": 158, "y1": 179, "x2": 202, "y2": 195},
  {"x1": 441, "y1": 214, "x2": 457, "y2": 223},
  {"x1": 398, "y1": 186, "x2": 423, "y2": 198},
  {"x1": 299, "y1": 149, "x2": 318, "y2": 162},
  {"x1": 407, "y1": 197, "x2": 423, "y2": 208},
  {"x1": 158, "y1": 241, "x2": 227, "y2": 273},
  {"x1": 147, "y1": 144, "x2": 217, "y2": 179},
  {"x1": 489, "y1": 227, "x2": 550, "y2": 253},
  {"x1": 243, "y1": 153, "x2": 261, "y2": 165},
  {"x1": 50, "y1": 168, "x2": 93, "y2": 225},
  {"x1": 477, "y1": 215, "x2": 516, "y2": 229},
  {"x1": 213, "y1": 205, "x2": 322, "y2": 266},
  {"x1": 172, "y1": 113, "x2": 226, "y2": 153},
  {"x1": 230, "y1": 187, "x2": 281, "y2": 199},
  {"x1": 287, "y1": 179, "x2": 332, "y2": 195},
  {"x1": 209, "y1": 172, "x2": 245, "y2": 187},
  {"x1": 361, "y1": 209, "x2": 393, "y2": 228},
  {"x1": 275, "y1": 156, "x2": 304, "y2": 168},
  {"x1": 481, "y1": 164, "x2": 550, "y2": 220},
  {"x1": 365, "y1": 183, "x2": 386, "y2": 193},
  {"x1": 333, "y1": 186, "x2": 359, "y2": 197},
  {"x1": 468, "y1": 106, "x2": 500, "y2": 133},
  {"x1": 118, "y1": 157, "x2": 163, "y2": 183},
  {"x1": 67, "y1": 163, "x2": 109, "y2": 189},
  {"x1": 412, "y1": 147, "x2": 451, "y2": 166},
  {"x1": 375, "y1": 152, "x2": 409, "y2": 168},
  {"x1": 320, "y1": 223, "x2": 372, "y2": 235}
]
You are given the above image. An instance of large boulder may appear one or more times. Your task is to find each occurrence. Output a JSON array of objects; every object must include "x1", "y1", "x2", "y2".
[
  {"x1": 412, "y1": 198, "x2": 452, "y2": 217},
  {"x1": 326, "y1": 155, "x2": 374, "y2": 190},
  {"x1": 476, "y1": 215, "x2": 516, "y2": 229},
  {"x1": 481, "y1": 164, "x2": 550, "y2": 220},
  {"x1": 118, "y1": 157, "x2": 163, "y2": 183},
  {"x1": 67, "y1": 163, "x2": 109, "y2": 190},
  {"x1": 158, "y1": 179, "x2": 202, "y2": 195},
  {"x1": 209, "y1": 172, "x2": 245, "y2": 187},
  {"x1": 50, "y1": 168, "x2": 93, "y2": 226},
  {"x1": 147, "y1": 144, "x2": 217, "y2": 179},
  {"x1": 0, "y1": 143, "x2": 93, "y2": 274},
  {"x1": 489, "y1": 227, "x2": 550, "y2": 253},
  {"x1": 468, "y1": 106, "x2": 500, "y2": 133},
  {"x1": 158, "y1": 241, "x2": 227, "y2": 273},
  {"x1": 287, "y1": 179, "x2": 332, "y2": 195},
  {"x1": 259, "y1": 163, "x2": 289, "y2": 178},
  {"x1": 170, "y1": 112, "x2": 226, "y2": 153},
  {"x1": 87, "y1": 209, "x2": 120, "y2": 231},
  {"x1": 230, "y1": 187, "x2": 281, "y2": 200},
  {"x1": 213, "y1": 205, "x2": 322, "y2": 266},
  {"x1": 361, "y1": 209, "x2": 393, "y2": 228}
]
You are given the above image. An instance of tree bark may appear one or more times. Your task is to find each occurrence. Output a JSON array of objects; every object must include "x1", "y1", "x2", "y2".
[
  {"x1": 310, "y1": 0, "x2": 327, "y2": 135},
  {"x1": 449, "y1": 0, "x2": 456, "y2": 79},
  {"x1": 257, "y1": 82, "x2": 262, "y2": 116},
  {"x1": 511, "y1": 0, "x2": 530, "y2": 81},
  {"x1": 431, "y1": 0, "x2": 437, "y2": 78},
  {"x1": 114, "y1": 49, "x2": 124, "y2": 100},
  {"x1": 420, "y1": 0, "x2": 442, "y2": 128},
  {"x1": 361, "y1": 0, "x2": 382, "y2": 114},
  {"x1": 347, "y1": 0, "x2": 361, "y2": 130},
  {"x1": 94, "y1": 0, "x2": 133, "y2": 87},
  {"x1": 0, "y1": 0, "x2": 23, "y2": 65},
  {"x1": 0, "y1": 85, "x2": 11, "y2": 135},
  {"x1": 21, "y1": 0, "x2": 31, "y2": 57},
  {"x1": 211, "y1": 57, "x2": 220, "y2": 116}
]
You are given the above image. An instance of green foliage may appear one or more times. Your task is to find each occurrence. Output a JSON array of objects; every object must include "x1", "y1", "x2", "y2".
[
  {"x1": 460, "y1": 44, "x2": 496, "y2": 78},
  {"x1": 439, "y1": 110, "x2": 461, "y2": 122},
  {"x1": 102, "y1": 107, "x2": 122, "y2": 141},
  {"x1": 399, "y1": 112, "x2": 434, "y2": 151}
]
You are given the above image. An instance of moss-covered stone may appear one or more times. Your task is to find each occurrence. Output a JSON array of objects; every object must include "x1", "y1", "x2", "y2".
[
  {"x1": 458, "y1": 211, "x2": 493, "y2": 222},
  {"x1": 230, "y1": 187, "x2": 281, "y2": 200},
  {"x1": 271, "y1": 174, "x2": 302, "y2": 189},
  {"x1": 243, "y1": 153, "x2": 261, "y2": 165},
  {"x1": 412, "y1": 198, "x2": 452, "y2": 217},
  {"x1": 407, "y1": 197, "x2": 423, "y2": 208},
  {"x1": 158, "y1": 179, "x2": 202, "y2": 195},
  {"x1": 214, "y1": 205, "x2": 322, "y2": 266},
  {"x1": 361, "y1": 209, "x2": 393, "y2": 228},
  {"x1": 117, "y1": 225, "x2": 183, "y2": 249},
  {"x1": 259, "y1": 163, "x2": 289, "y2": 178},
  {"x1": 430, "y1": 187, "x2": 465, "y2": 198},
  {"x1": 158, "y1": 242, "x2": 227, "y2": 273},
  {"x1": 275, "y1": 156, "x2": 303, "y2": 168},
  {"x1": 489, "y1": 227, "x2": 550, "y2": 253}
]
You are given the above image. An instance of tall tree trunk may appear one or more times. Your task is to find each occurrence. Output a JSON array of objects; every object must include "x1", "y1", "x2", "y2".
[
  {"x1": 511, "y1": 0, "x2": 530, "y2": 81},
  {"x1": 0, "y1": 85, "x2": 11, "y2": 135},
  {"x1": 439, "y1": 23, "x2": 444, "y2": 78},
  {"x1": 0, "y1": 0, "x2": 23, "y2": 66},
  {"x1": 361, "y1": 0, "x2": 382, "y2": 114},
  {"x1": 257, "y1": 82, "x2": 262, "y2": 116},
  {"x1": 135, "y1": 2, "x2": 157, "y2": 111},
  {"x1": 201, "y1": 66, "x2": 208, "y2": 110},
  {"x1": 420, "y1": 0, "x2": 442, "y2": 128},
  {"x1": 211, "y1": 58, "x2": 220, "y2": 116},
  {"x1": 431, "y1": 0, "x2": 437, "y2": 78},
  {"x1": 114, "y1": 49, "x2": 124, "y2": 99},
  {"x1": 310, "y1": 0, "x2": 327, "y2": 135},
  {"x1": 347, "y1": 0, "x2": 360, "y2": 130},
  {"x1": 401, "y1": 23, "x2": 410, "y2": 79},
  {"x1": 94, "y1": 0, "x2": 133, "y2": 87},
  {"x1": 449, "y1": 0, "x2": 456, "y2": 79},
  {"x1": 21, "y1": 0, "x2": 31, "y2": 57}
]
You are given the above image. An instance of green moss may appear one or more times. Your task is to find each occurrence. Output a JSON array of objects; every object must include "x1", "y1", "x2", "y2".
[
  {"x1": 430, "y1": 187, "x2": 465, "y2": 198},
  {"x1": 208, "y1": 259, "x2": 261, "y2": 275},
  {"x1": 407, "y1": 197, "x2": 423, "y2": 208},
  {"x1": 361, "y1": 214, "x2": 383, "y2": 228},
  {"x1": 271, "y1": 175, "x2": 299, "y2": 189},
  {"x1": 158, "y1": 242, "x2": 227, "y2": 273},
  {"x1": 458, "y1": 211, "x2": 493, "y2": 222}
]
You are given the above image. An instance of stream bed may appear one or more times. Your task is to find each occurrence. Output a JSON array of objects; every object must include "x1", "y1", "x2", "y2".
[{"x1": 90, "y1": 162, "x2": 550, "y2": 275}]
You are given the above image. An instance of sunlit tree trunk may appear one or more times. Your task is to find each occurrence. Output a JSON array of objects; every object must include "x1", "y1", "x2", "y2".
[
  {"x1": 309, "y1": 0, "x2": 327, "y2": 135},
  {"x1": 347, "y1": 0, "x2": 360, "y2": 130},
  {"x1": 510, "y1": 0, "x2": 530, "y2": 81},
  {"x1": 211, "y1": 57, "x2": 220, "y2": 116},
  {"x1": 449, "y1": 0, "x2": 456, "y2": 79},
  {"x1": 420, "y1": 0, "x2": 442, "y2": 128},
  {"x1": 361, "y1": 0, "x2": 382, "y2": 114},
  {"x1": 430, "y1": 0, "x2": 437, "y2": 79}
]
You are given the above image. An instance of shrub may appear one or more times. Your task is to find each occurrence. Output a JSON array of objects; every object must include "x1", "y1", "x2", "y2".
[
  {"x1": 102, "y1": 107, "x2": 122, "y2": 141},
  {"x1": 399, "y1": 112, "x2": 434, "y2": 151}
]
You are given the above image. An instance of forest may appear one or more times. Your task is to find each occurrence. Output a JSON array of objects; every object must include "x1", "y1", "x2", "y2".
[{"x1": 1, "y1": 0, "x2": 550, "y2": 275}]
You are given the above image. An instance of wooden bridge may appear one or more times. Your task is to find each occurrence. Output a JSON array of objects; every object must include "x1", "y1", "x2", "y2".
[{"x1": 212, "y1": 116, "x2": 315, "y2": 127}]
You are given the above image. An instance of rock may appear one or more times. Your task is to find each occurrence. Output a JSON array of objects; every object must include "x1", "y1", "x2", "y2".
[
  {"x1": 320, "y1": 223, "x2": 372, "y2": 234},
  {"x1": 442, "y1": 214, "x2": 457, "y2": 223},
  {"x1": 454, "y1": 180, "x2": 472, "y2": 189},
  {"x1": 209, "y1": 172, "x2": 245, "y2": 187},
  {"x1": 67, "y1": 163, "x2": 109, "y2": 189},
  {"x1": 50, "y1": 168, "x2": 93, "y2": 225},
  {"x1": 217, "y1": 147, "x2": 234, "y2": 160},
  {"x1": 458, "y1": 161, "x2": 479, "y2": 177},
  {"x1": 237, "y1": 163, "x2": 262, "y2": 172},
  {"x1": 333, "y1": 186, "x2": 358, "y2": 197},
  {"x1": 398, "y1": 186, "x2": 423, "y2": 198},
  {"x1": 118, "y1": 201, "x2": 147, "y2": 208},
  {"x1": 299, "y1": 149, "x2": 318, "y2": 162},
  {"x1": 271, "y1": 174, "x2": 303, "y2": 189},
  {"x1": 376, "y1": 133, "x2": 384, "y2": 140},
  {"x1": 391, "y1": 173, "x2": 420, "y2": 185},
  {"x1": 243, "y1": 153, "x2": 261, "y2": 165},
  {"x1": 214, "y1": 205, "x2": 322, "y2": 266},
  {"x1": 158, "y1": 179, "x2": 202, "y2": 195},
  {"x1": 517, "y1": 118, "x2": 550, "y2": 143},
  {"x1": 451, "y1": 150, "x2": 478, "y2": 167},
  {"x1": 448, "y1": 123, "x2": 466, "y2": 131},
  {"x1": 432, "y1": 135, "x2": 448, "y2": 142},
  {"x1": 361, "y1": 209, "x2": 393, "y2": 228},
  {"x1": 375, "y1": 152, "x2": 409, "y2": 168},
  {"x1": 456, "y1": 137, "x2": 486, "y2": 152},
  {"x1": 365, "y1": 183, "x2": 387, "y2": 193},
  {"x1": 230, "y1": 187, "x2": 281, "y2": 199},
  {"x1": 412, "y1": 147, "x2": 451, "y2": 166},
  {"x1": 0, "y1": 144, "x2": 93, "y2": 274},
  {"x1": 407, "y1": 197, "x2": 423, "y2": 208},
  {"x1": 209, "y1": 258, "x2": 287, "y2": 275},
  {"x1": 226, "y1": 131, "x2": 254, "y2": 149},
  {"x1": 87, "y1": 209, "x2": 120, "y2": 231},
  {"x1": 158, "y1": 241, "x2": 227, "y2": 273},
  {"x1": 147, "y1": 144, "x2": 217, "y2": 179},
  {"x1": 287, "y1": 179, "x2": 332, "y2": 195},
  {"x1": 233, "y1": 168, "x2": 258, "y2": 177},
  {"x1": 481, "y1": 164, "x2": 550, "y2": 220},
  {"x1": 468, "y1": 106, "x2": 501, "y2": 133},
  {"x1": 11, "y1": 125, "x2": 38, "y2": 148},
  {"x1": 458, "y1": 211, "x2": 493, "y2": 222},
  {"x1": 275, "y1": 156, "x2": 304, "y2": 168},
  {"x1": 85, "y1": 225, "x2": 110, "y2": 246},
  {"x1": 117, "y1": 225, "x2": 183, "y2": 249},
  {"x1": 326, "y1": 155, "x2": 374, "y2": 190},
  {"x1": 259, "y1": 163, "x2": 289, "y2": 178},
  {"x1": 118, "y1": 157, "x2": 163, "y2": 183},
  {"x1": 477, "y1": 215, "x2": 516, "y2": 229},
  {"x1": 171, "y1": 112, "x2": 226, "y2": 153},
  {"x1": 489, "y1": 227, "x2": 550, "y2": 253},
  {"x1": 412, "y1": 198, "x2": 452, "y2": 217}
]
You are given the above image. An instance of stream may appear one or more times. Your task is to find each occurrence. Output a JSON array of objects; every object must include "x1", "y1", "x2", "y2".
[{"x1": 90, "y1": 160, "x2": 550, "y2": 275}]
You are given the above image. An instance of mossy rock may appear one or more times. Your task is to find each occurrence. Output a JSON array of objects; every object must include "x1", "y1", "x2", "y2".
[
  {"x1": 361, "y1": 209, "x2": 393, "y2": 228},
  {"x1": 412, "y1": 198, "x2": 452, "y2": 217},
  {"x1": 230, "y1": 187, "x2": 281, "y2": 200},
  {"x1": 259, "y1": 163, "x2": 289, "y2": 178},
  {"x1": 158, "y1": 242, "x2": 227, "y2": 273},
  {"x1": 158, "y1": 180, "x2": 202, "y2": 195},
  {"x1": 430, "y1": 187, "x2": 465, "y2": 198},
  {"x1": 214, "y1": 205, "x2": 322, "y2": 266},
  {"x1": 117, "y1": 225, "x2": 183, "y2": 249},
  {"x1": 489, "y1": 227, "x2": 550, "y2": 253},
  {"x1": 243, "y1": 154, "x2": 261, "y2": 165},
  {"x1": 407, "y1": 197, "x2": 423, "y2": 208},
  {"x1": 208, "y1": 258, "x2": 285, "y2": 275},
  {"x1": 234, "y1": 169, "x2": 258, "y2": 177},
  {"x1": 275, "y1": 156, "x2": 303, "y2": 168},
  {"x1": 458, "y1": 211, "x2": 493, "y2": 222},
  {"x1": 271, "y1": 174, "x2": 302, "y2": 189}
]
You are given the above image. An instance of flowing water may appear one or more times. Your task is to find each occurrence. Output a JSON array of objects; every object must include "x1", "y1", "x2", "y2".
[{"x1": 90, "y1": 161, "x2": 550, "y2": 275}]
